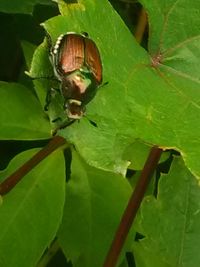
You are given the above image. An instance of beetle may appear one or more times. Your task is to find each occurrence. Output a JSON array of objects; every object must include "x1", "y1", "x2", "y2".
[{"x1": 48, "y1": 32, "x2": 103, "y2": 121}]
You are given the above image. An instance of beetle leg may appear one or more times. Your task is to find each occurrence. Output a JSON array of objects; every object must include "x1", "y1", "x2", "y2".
[
  {"x1": 45, "y1": 32, "x2": 53, "y2": 53},
  {"x1": 100, "y1": 81, "x2": 109, "y2": 88},
  {"x1": 44, "y1": 88, "x2": 53, "y2": 111},
  {"x1": 44, "y1": 87, "x2": 60, "y2": 111},
  {"x1": 51, "y1": 117, "x2": 62, "y2": 123},
  {"x1": 51, "y1": 119, "x2": 76, "y2": 136},
  {"x1": 88, "y1": 119, "x2": 98, "y2": 127},
  {"x1": 81, "y1": 31, "x2": 89, "y2": 37},
  {"x1": 83, "y1": 114, "x2": 98, "y2": 128}
]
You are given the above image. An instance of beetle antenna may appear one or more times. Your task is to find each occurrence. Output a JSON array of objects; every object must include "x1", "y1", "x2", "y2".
[{"x1": 25, "y1": 71, "x2": 58, "y2": 82}]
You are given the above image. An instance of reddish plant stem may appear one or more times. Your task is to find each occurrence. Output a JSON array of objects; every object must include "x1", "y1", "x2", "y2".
[
  {"x1": 0, "y1": 136, "x2": 66, "y2": 195},
  {"x1": 103, "y1": 146, "x2": 163, "y2": 267},
  {"x1": 134, "y1": 8, "x2": 147, "y2": 44}
]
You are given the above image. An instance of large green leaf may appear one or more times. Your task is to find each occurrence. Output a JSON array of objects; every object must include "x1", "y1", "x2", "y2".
[
  {"x1": 0, "y1": 148, "x2": 66, "y2": 267},
  {"x1": 58, "y1": 149, "x2": 132, "y2": 267},
  {"x1": 0, "y1": 82, "x2": 51, "y2": 139},
  {"x1": 30, "y1": 0, "x2": 200, "y2": 177},
  {"x1": 134, "y1": 157, "x2": 200, "y2": 267}
]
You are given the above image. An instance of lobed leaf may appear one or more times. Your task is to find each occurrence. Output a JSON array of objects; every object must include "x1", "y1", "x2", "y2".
[
  {"x1": 134, "y1": 157, "x2": 200, "y2": 267},
  {"x1": 30, "y1": 0, "x2": 200, "y2": 177}
]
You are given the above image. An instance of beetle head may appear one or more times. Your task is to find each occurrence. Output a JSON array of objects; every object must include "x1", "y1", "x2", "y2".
[{"x1": 65, "y1": 99, "x2": 86, "y2": 119}]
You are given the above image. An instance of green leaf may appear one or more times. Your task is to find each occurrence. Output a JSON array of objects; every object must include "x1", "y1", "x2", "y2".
[
  {"x1": 142, "y1": 0, "x2": 200, "y2": 59},
  {"x1": 58, "y1": 149, "x2": 132, "y2": 267},
  {"x1": 29, "y1": 40, "x2": 53, "y2": 79},
  {"x1": 0, "y1": 82, "x2": 51, "y2": 139},
  {"x1": 31, "y1": 0, "x2": 200, "y2": 178},
  {"x1": 134, "y1": 157, "x2": 200, "y2": 267},
  {"x1": 21, "y1": 41, "x2": 37, "y2": 70},
  {"x1": 0, "y1": 0, "x2": 54, "y2": 15},
  {"x1": 0, "y1": 148, "x2": 66, "y2": 267}
]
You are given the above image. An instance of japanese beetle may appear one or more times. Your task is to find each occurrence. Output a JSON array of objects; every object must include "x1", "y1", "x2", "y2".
[{"x1": 49, "y1": 32, "x2": 102, "y2": 120}]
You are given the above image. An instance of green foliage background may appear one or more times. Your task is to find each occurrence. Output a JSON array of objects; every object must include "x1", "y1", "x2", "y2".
[{"x1": 0, "y1": 0, "x2": 199, "y2": 267}]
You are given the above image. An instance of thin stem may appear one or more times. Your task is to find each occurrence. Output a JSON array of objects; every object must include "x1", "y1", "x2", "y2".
[
  {"x1": 0, "y1": 136, "x2": 66, "y2": 195},
  {"x1": 37, "y1": 240, "x2": 60, "y2": 267},
  {"x1": 103, "y1": 146, "x2": 163, "y2": 267},
  {"x1": 134, "y1": 8, "x2": 147, "y2": 43}
]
